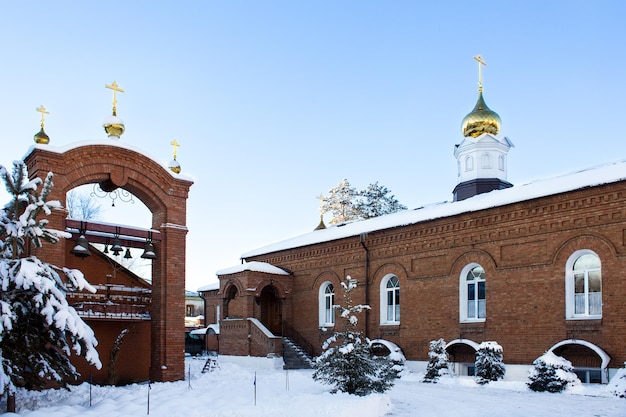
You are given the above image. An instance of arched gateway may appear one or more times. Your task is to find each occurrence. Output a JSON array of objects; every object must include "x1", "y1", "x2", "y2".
[{"x1": 24, "y1": 142, "x2": 193, "y2": 382}]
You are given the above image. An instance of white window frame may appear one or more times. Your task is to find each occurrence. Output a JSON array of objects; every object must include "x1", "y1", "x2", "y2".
[
  {"x1": 481, "y1": 152, "x2": 491, "y2": 169},
  {"x1": 459, "y1": 263, "x2": 486, "y2": 323},
  {"x1": 565, "y1": 250, "x2": 602, "y2": 320},
  {"x1": 379, "y1": 274, "x2": 400, "y2": 325},
  {"x1": 318, "y1": 281, "x2": 335, "y2": 327},
  {"x1": 465, "y1": 156, "x2": 474, "y2": 171}
]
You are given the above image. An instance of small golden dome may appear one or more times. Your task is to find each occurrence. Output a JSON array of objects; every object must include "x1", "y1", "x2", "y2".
[
  {"x1": 314, "y1": 214, "x2": 326, "y2": 230},
  {"x1": 461, "y1": 92, "x2": 501, "y2": 138},
  {"x1": 103, "y1": 115, "x2": 125, "y2": 139},
  {"x1": 168, "y1": 159, "x2": 181, "y2": 174},
  {"x1": 34, "y1": 127, "x2": 50, "y2": 144}
]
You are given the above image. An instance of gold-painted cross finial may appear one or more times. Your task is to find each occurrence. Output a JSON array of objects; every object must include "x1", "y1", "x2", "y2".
[
  {"x1": 36, "y1": 105, "x2": 49, "y2": 128},
  {"x1": 473, "y1": 55, "x2": 487, "y2": 92},
  {"x1": 170, "y1": 139, "x2": 181, "y2": 160},
  {"x1": 105, "y1": 81, "x2": 125, "y2": 116}
]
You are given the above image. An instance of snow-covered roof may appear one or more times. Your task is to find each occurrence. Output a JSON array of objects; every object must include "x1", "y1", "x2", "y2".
[
  {"x1": 242, "y1": 159, "x2": 626, "y2": 259},
  {"x1": 197, "y1": 281, "x2": 220, "y2": 292},
  {"x1": 23, "y1": 141, "x2": 194, "y2": 182},
  {"x1": 216, "y1": 261, "x2": 290, "y2": 276}
]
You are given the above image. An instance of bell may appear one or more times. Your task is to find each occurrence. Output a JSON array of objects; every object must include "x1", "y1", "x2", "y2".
[
  {"x1": 124, "y1": 248, "x2": 133, "y2": 259},
  {"x1": 103, "y1": 244, "x2": 109, "y2": 254},
  {"x1": 141, "y1": 241, "x2": 157, "y2": 259},
  {"x1": 70, "y1": 234, "x2": 91, "y2": 258},
  {"x1": 110, "y1": 236, "x2": 123, "y2": 256}
]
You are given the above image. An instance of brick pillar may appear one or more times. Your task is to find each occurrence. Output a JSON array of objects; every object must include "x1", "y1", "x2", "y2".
[{"x1": 150, "y1": 223, "x2": 188, "y2": 382}]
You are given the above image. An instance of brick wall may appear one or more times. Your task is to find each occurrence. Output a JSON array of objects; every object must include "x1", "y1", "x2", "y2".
[
  {"x1": 239, "y1": 181, "x2": 626, "y2": 368},
  {"x1": 25, "y1": 144, "x2": 193, "y2": 383}
]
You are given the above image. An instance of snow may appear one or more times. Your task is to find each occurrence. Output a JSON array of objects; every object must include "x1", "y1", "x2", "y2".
[
  {"x1": 241, "y1": 159, "x2": 626, "y2": 259},
  {"x1": 6, "y1": 355, "x2": 625, "y2": 417},
  {"x1": 196, "y1": 281, "x2": 219, "y2": 292},
  {"x1": 216, "y1": 261, "x2": 290, "y2": 276}
]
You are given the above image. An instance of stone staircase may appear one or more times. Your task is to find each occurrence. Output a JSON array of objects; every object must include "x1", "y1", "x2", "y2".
[{"x1": 282, "y1": 338, "x2": 314, "y2": 369}]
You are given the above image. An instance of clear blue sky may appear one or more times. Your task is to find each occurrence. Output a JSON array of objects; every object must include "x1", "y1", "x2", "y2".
[{"x1": 1, "y1": 1, "x2": 624, "y2": 291}]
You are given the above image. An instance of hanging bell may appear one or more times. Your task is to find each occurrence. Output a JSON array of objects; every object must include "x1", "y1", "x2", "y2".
[
  {"x1": 124, "y1": 248, "x2": 133, "y2": 259},
  {"x1": 110, "y1": 236, "x2": 123, "y2": 256},
  {"x1": 70, "y1": 234, "x2": 91, "y2": 258},
  {"x1": 141, "y1": 241, "x2": 157, "y2": 259}
]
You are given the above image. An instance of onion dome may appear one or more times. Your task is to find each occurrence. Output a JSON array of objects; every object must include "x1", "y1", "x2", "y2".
[
  {"x1": 461, "y1": 92, "x2": 501, "y2": 138},
  {"x1": 104, "y1": 81, "x2": 125, "y2": 139},
  {"x1": 168, "y1": 158, "x2": 181, "y2": 174},
  {"x1": 103, "y1": 115, "x2": 125, "y2": 139},
  {"x1": 34, "y1": 105, "x2": 50, "y2": 144},
  {"x1": 34, "y1": 127, "x2": 50, "y2": 144}
]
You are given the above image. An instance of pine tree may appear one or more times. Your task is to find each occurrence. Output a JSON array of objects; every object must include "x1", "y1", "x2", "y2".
[
  {"x1": 474, "y1": 341, "x2": 506, "y2": 385},
  {"x1": 312, "y1": 276, "x2": 401, "y2": 396},
  {"x1": 423, "y1": 338, "x2": 450, "y2": 383},
  {"x1": 318, "y1": 179, "x2": 360, "y2": 225},
  {"x1": 356, "y1": 182, "x2": 407, "y2": 219},
  {"x1": 608, "y1": 362, "x2": 626, "y2": 398},
  {"x1": 527, "y1": 351, "x2": 580, "y2": 393},
  {"x1": 318, "y1": 179, "x2": 406, "y2": 225},
  {"x1": 0, "y1": 161, "x2": 101, "y2": 412}
]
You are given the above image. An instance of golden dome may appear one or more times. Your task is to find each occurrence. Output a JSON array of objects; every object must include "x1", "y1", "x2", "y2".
[
  {"x1": 461, "y1": 92, "x2": 501, "y2": 138},
  {"x1": 168, "y1": 159, "x2": 181, "y2": 174},
  {"x1": 103, "y1": 115, "x2": 125, "y2": 139},
  {"x1": 314, "y1": 214, "x2": 326, "y2": 230},
  {"x1": 34, "y1": 127, "x2": 50, "y2": 144}
]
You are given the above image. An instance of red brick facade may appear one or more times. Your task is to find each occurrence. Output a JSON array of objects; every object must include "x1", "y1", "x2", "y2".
[
  {"x1": 24, "y1": 143, "x2": 193, "y2": 383},
  {"x1": 208, "y1": 178, "x2": 626, "y2": 381}
]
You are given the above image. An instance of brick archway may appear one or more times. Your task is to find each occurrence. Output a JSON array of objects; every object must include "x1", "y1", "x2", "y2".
[{"x1": 24, "y1": 142, "x2": 193, "y2": 383}]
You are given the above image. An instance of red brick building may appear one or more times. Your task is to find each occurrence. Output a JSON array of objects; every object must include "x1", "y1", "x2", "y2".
[
  {"x1": 66, "y1": 246, "x2": 152, "y2": 385},
  {"x1": 25, "y1": 139, "x2": 193, "y2": 384},
  {"x1": 203, "y1": 89, "x2": 623, "y2": 384}
]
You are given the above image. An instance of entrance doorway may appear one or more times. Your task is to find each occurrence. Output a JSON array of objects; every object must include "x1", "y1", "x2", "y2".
[{"x1": 259, "y1": 286, "x2": 282, "y2": 335}]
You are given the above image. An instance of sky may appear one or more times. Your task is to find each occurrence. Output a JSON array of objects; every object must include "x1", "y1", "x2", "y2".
[
  {"x1": 7, "y1": 356, "x2": 626, "y2": 416},
  {"x1": 0, "y1": 1, "x2": 625, "y2": 291}
]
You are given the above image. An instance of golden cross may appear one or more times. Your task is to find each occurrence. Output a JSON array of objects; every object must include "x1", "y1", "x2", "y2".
[
  {"x1": 170, "y1": 139, "x2": 181, "y2": 160},
  {"x1": 473, "y1": 55, "x2": 487, "y2": 92},
  {"x1": 36, "y1": 105, "x2": 49, "y2": 128},
  {"x1": 105, "y1": 81, "x2": 125, "y2": 115}
]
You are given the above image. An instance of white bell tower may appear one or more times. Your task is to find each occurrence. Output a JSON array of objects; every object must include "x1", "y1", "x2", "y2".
[{"x1": 453, "y1": 56, "x2": 513, "y2": 201}]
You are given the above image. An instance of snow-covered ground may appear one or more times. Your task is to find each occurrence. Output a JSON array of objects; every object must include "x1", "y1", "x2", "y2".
[{"x1": 7, "y1": 355, "x2": 625, "y2": 417}]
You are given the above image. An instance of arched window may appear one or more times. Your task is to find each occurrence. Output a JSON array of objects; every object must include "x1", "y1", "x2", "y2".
[
  {"x1": 481, "y1": 153, "x2": 491, "y2": 169},
  {"x1": 380, "y1": 275, "x2": 400, "y2": 324},
  {"x1": 318, "y1": 282, "x2": 335, "y2": 327},
  {"x1": 460, "y1": 264, "x2": 486, "y2": 322},
  {"x1": 498, "y1": 154, "x2": 505, "y2": 171},
  {"x1": 465, "y1": 156, "x2": 474, "y2": 171},
  {"x1": 566, "y1": 251, "x2": 602, "y2": 319}
]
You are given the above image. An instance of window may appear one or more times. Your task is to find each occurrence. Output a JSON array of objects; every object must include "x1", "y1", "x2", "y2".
[
  {"x1": 498, "y1": 154, "x2": 505, "y2": 171},
  {"x1": 380, "y1": 275, "x2": 400, "y2": 324},
  {"x1": 481, "y1": 153, "x2": 491, "y2": 169},
  {"x1": 186, "y1": 305, "x2": 194, "y2": 317},
  {"x1": 465, "y1": 156, "x2": 474, "y2": 171},
  {"x1": 460, "y1": 264, "x2": 486, "y2": 322},
  {"x1": 574, "y1": 368, "x2": 602, "y2": 384},
  {"x1": 318, "y1": 282, "x2": 335, "y2": 327},
  {"x1": 566, "y1": 251, "x2": 602, "y2": 319}
]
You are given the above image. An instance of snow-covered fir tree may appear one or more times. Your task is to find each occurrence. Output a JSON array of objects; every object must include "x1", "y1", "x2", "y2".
[
  {"x1": 312, "y1": 276, "x2": 402, "y2": 396},
  {"x1": 527, "y1": 351, "x2": 580, "y2": 393},
  {"x1": 422, "y1": 338, "x2": 450, "y2": 383},
  {"x1": 318, "y1": 179, "x2": 406, "y2": 225},
  {"x1": 0, "y1": 161, "x2": 101, "y2": 412},
  {"x1": 356, "y1": 182, "x2": 407, "y2": 220},
  {"x1": 318, "y1": 179, "x2": 361, "y2": 225},
  {"x1": 474, "y1": 341, "x2": 506, "y2": 385},
  {"x1": 608, "y1": 362, "x2": 626, "y2": 398}
]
